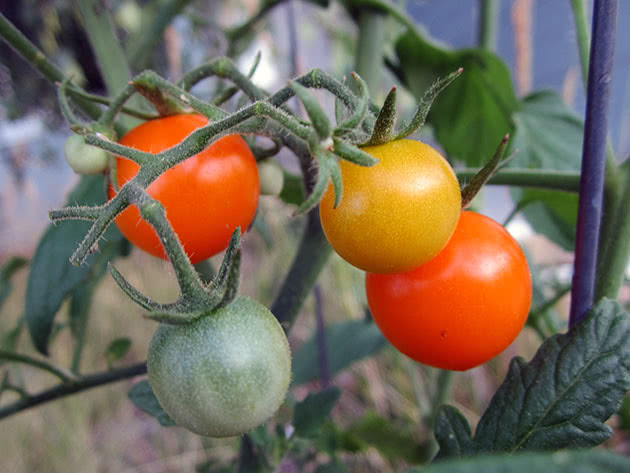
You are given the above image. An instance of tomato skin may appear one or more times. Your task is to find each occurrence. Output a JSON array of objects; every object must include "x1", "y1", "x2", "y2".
[
  {"x1": 64, "y1": 134, "x2": 109, "y2": 175},
  {"x1": 109, "y1": 114, "x2": 259, "y2": 263},
  {"x1": 319, "y1": 139, "x2": 461, "y2": 274},
  {"x1": 365, "y1": 211, "x2": 532, "y2": 371},
  {"x1": 147, "y1": 296, "x2": 291, "y2": 437}
]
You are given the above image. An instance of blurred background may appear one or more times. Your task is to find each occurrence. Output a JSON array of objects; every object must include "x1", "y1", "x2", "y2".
[{"x1": 1, "y1": 1, "x2": 629, "y2": 472}]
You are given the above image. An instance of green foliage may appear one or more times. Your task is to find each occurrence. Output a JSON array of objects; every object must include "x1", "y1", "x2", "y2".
[
  {"x1": 407, "y1": 450, "x2": 630, "y2": 473},
  {"x1": 0, "y1": 257, "x2": 28, "y2": 312},
  {"x1": 511, "y1": 91, "x2": 583, "y2": 250},
  {"x1": 394, "y1": 31, "x2": 518, "y2": 166},
  {"x1": 434, "y1": 299, "x2": 630, "y2": 458},
  {"x1": 293, "y1": 387, "x2": 341, "y2": 438},
  {"x1": 291, "y1": 318, "x2": 388, "y2": 386},
  {"x1": 24, "y1": 176, "x2": 127, "y2": 354},
  {"x1": 127, "y1": 379, "x2": 175, "y2": 427},
  {"x1": 105, "y1": 338, "x2": 132, "y2": 367}
]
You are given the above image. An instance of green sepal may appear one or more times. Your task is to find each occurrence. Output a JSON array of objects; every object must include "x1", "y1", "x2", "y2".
[
  {"x1": 207, "y1": 227, "x2": 242, "y2": 308},
  {"x1": 335, "y1": 72, "x2": 369, "y2": 133},
  {"x1": 290, "y1": 81, "x2": 332, "y2": 140},
  {"x1": 363, "y1": 86, "x2": 397, "y2": 146},
  {"x1": 394, "y1": 68, "x2": 462, "y2": 140},
  {"x1": 460, "y1": 133, "x2": 510, "y2": 208},
  {"x1": 333, "y1": 138, "x2": 378, "y2": 167},
  {"x1": 321, "y1": 151, "x2": 343, "y2": 209},
  {"x1": 293, "y1": 158, "x2": 331, "y2": 216}
]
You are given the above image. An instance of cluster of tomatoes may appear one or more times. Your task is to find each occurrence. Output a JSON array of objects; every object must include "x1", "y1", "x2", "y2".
[
  {"x1": 65, "y1": 113, "x2": 531, "y2": 436},
  {"x1": 319, "y1": 139, "x2": 533, "y2": 371}
]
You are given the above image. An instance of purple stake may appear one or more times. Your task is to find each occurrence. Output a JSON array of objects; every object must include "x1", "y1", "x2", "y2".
[{"x1": 570, "y1": 0, "x2": 618, "y2": 327}]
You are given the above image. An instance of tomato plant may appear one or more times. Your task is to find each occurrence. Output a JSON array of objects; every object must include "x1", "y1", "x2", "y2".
[
  {"x1": 64, "y1": 134, "x2": 109, "y2": 175},
  {"x1": 147, "y1": 296, "x2": 291, "y2": 437},
  {"x1": 108, "y1": 114, "x2": 259, "y2": 263},
  {"x1": 365, "y1": 211, "x2": 532, "y2": 371},
  {"x1": 319, "y1": 139, "x2": 461, "y2": 274}
]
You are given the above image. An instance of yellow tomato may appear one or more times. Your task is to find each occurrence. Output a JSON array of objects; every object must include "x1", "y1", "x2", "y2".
[{"x1": 319, "y1": 139, "x2": 461, "y2": 274}]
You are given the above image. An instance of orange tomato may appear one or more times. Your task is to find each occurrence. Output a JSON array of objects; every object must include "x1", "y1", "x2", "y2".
[
  {"x1": 319, "y1": 139, "x2": 461, "y2": 274},
  {"x1": 365, "y1": 211, "x2": 532, "y2": 371},
  {"x1": 109, "y1": 114, "x2": 259, "y2": 263}
]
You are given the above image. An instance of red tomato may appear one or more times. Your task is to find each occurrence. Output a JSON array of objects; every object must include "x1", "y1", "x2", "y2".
[
  {"x1": 109, "y1": 114, "x2": 259, "y2": 263},
  {"x1": 365, "y1": 211, "x2": 532, "y2": 371}
]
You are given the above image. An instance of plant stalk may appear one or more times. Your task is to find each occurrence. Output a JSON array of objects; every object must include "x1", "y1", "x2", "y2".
[
  {"x1": 0, "y1": 362, "x2": 147, "y2": 420},
  {"x1": 478, "y1": 0, "x2": 499, "y2": 51},
  {"x1": 354, "y1": 8, "x2": 387, "y2": 95},
  {"x1": 569, "y1": 0, "x2": 618, "y2": 327}
]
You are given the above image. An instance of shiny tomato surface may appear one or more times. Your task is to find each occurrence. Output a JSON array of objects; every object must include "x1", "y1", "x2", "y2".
[
  {"x1": 366, "y1": 211, "x2": 532, "y2": 371},
  {"x1": 319, "y1": 139, "x2": 461, "y2": 274},
  {"x1": 109, "y1": 114, "x2": 259, "y2": 263}
]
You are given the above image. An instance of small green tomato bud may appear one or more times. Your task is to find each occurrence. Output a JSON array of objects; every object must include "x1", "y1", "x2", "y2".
[
  {"x1": 258, "y1": 160, "x2": 285, "y2": 196},
  {"x1": 64, "y1": 134, "x2": 109, "y2": 175}
]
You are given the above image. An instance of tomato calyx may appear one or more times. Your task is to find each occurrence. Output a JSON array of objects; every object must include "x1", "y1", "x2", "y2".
[{"x1": 110, "y1": 227, "x2": 243, "y2": 326}]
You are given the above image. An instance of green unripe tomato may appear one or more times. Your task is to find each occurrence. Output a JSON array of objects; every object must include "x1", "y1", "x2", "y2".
[
  {"x1": 147, "y1": 296, "x2": 291, "y2": 437},
  {"x1": 258, "y1": 159, "x2": 284, "y2": 196},
  {"x1": 64, "y1": 134, "x2": 109, "y2": 175}
]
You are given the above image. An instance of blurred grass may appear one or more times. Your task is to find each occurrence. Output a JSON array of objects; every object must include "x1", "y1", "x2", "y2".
[{"x1": 0, "y1": 195, "x2": 549, "y2": 472}]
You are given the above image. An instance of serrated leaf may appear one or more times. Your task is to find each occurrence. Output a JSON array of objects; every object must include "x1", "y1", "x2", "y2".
[
  {"x1": 106, "y1": 337, "x2": 132, "y2": 365},
  {"x1": 473, "y1": 298, "x2": 630, "y2": 453},
  {"x1": 405, "y1": 450, "x2": 630, "y2": 473},
  {"x1": 128, "y1": 379, "x2": 175, "y2": 427},
  {"x1": 25, "y1": 176, "x2": 126, "y2": 354},
  {"x1": 291, "y1": 319, "x2": 388, "y2": 386},
  {"x1": 0, "y1": 257, "x2": 28, "y2": 311},
  {"x1": 395, "y1": 31, "x2": 518, "y2": 166},
  {"x1": 293, "y1": 386, "x2": 341, "y2": 438},
  {"x1": 510, "y1": 91, "x2": 582, "y2": 250},
  {"x1": 433, "y1": 405, "x2": 475, "y2": 460}
]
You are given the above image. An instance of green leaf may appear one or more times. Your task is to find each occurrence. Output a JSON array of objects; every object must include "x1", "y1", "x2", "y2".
[
  {"x1": 345, "y1": 412, "x2": 426, "y2": 463},
  {"x1": 291, "y1": 319, "x2": 388, "y2": 386},
  {"x1": 24, "y1": 176, "x2": 126, "y2": 354},
  {"x1": 290, "y1": 81, "x2": 331, "y2": 140},
  {"x1": 510, "y1": 91, "x2": 583, "y2": 250},
  {"x1": 394, "y1": 30, "x2": 518, "y2": 166},
  {"x1": 279, "y1": 171, "x2": 306, "y2": 206},
  {"x1": 105, "y1": 337, "x2": 132, "y2": 366},
  {"x1": 433, "y1": 405, "x2": 475, "y2": 460},
  {"x1": 128, "y1": 379, "x2": 175, "y2": 427},
  {"x1": 405, "y1": 450, "x2": 630, "y2": 473},
  {"x1": 0, "y1": 257, "x2": 28, "y2": 311},
  {"x1": 473, "y1": 298, "x2": 630, "y2": 453},
  {"x1": 293, "y1": 386, "x2": 341, "y2": 438}
]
